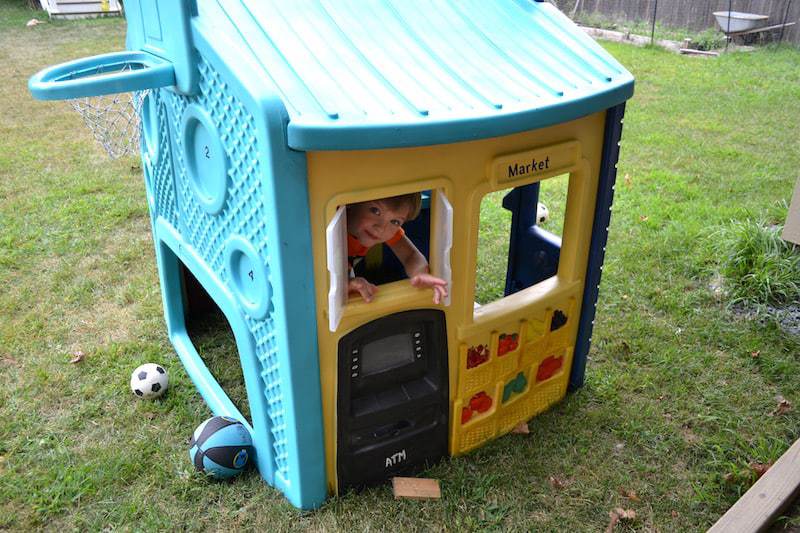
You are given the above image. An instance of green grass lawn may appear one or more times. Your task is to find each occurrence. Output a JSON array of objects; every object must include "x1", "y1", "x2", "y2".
[{"x1": 2, "y1": 2, "x2": 800, "y2": 531}]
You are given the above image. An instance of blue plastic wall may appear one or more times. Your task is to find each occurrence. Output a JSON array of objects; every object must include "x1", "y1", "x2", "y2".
[
  {"x1": 571, "y1": 103, "x2": 627, "y2": 390},
  {"x1": 128, "y1": 1, "x2": 328, "y2": 510}
]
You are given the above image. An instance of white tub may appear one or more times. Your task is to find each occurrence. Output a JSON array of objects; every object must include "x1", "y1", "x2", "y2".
[{"x1": 713, "y1": 11, "x2": 769, "y2": 33}]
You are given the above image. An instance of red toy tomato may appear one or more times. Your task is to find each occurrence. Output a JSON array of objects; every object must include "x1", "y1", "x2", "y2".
[
  {"x1": 536, "y1": 355, "x2": 563, "y2": 382},
  {"x1": 497, "y1": 338, "x2": 508, "y2": 356},
  {"x1": 508, "y1": 334, "x2": 519, "y2": 351},
  {"x1": 469, "y1": 392, "x2": 493, "y2": 413},
  {"x1": 497, "y1": 333, "x2": 519, "y2": 356},
  {"x1": 476, "y1": 395, "x2": 492, "y2": 413}
]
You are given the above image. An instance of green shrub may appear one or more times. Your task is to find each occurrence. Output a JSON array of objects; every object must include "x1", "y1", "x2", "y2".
[
  {"x1": 713, "y1": 218, "x2": 800, "y2": 306},
  {"x1": 693, "y1": 28, "x2": 725, "y2": 51}
]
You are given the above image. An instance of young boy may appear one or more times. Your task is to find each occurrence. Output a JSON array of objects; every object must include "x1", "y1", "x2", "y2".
[{"x1": 346, "y1": 193, "x2": 448, "y2": 304}]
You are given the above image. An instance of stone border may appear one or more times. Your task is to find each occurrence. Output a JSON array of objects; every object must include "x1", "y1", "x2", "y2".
[{"x1": 579, "y1": 25, "x2": 754, "y2": 54}]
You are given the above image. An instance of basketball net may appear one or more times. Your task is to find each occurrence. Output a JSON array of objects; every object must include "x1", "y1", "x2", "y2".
[{"x1": 68, "y1": 63, "x2": 146, "y2": 159}]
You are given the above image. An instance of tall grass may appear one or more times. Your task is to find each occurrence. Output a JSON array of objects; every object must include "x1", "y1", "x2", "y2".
[{"x1": 713, "y1": 218, "x2": 800, "y2": 306}]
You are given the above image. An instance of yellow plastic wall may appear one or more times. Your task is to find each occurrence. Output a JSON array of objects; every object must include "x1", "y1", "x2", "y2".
[{"x1": 306, "y1": 111, "x2": 607, "y2": 493}]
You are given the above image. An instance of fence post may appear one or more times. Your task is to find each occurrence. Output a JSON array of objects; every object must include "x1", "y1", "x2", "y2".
[
  {"x1": 725, "y1": 0, "x2": 732, "y2": 51},
  {"x1": 650, "y1": 0, "x2": 658, "y2": 45},
  {"x1": 570, "y1": 0, "x2": 581, "y2": 18},
  {"x1": 779, "y1": 0, "x2": 793, "y2": 43}
]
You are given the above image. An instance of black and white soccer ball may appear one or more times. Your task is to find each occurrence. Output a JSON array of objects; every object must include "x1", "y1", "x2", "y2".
[
  {"x1": 130, "y1": 363, "x2": 169, "y2": 399},
  {"x1": 536, "y1": 202, "x2": 549, "y2": 224}
]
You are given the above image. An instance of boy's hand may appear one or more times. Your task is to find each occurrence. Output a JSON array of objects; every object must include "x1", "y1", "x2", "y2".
[
  {"x1": 410, "y1": 273, "x2": 448, "y2": 304},
  {"x1": 348, "y1": 277, "x2": 378, "y2": 303}
]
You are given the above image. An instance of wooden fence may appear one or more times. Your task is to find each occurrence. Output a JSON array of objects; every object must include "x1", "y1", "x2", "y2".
[{"x1": 551, "y1": 0, "x2": 799, "y2": 45}]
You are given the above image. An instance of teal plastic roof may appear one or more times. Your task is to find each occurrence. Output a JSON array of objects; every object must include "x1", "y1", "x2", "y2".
[{"x1": 198, "y1": 0, "x2": 634, "y2": 150}]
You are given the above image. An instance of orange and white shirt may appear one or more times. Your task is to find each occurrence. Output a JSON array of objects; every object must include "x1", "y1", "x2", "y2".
[{"x1": 347, "y1": 228, "x2": 404, "y2": 276}]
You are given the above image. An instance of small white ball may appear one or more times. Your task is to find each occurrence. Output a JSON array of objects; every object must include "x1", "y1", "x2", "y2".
[
  {"x1": 537, "y1": 202, "x2": 549, "y2": 224},
  {"x1": 130, "y1": 363, "x2": 168, "y2": 399}
]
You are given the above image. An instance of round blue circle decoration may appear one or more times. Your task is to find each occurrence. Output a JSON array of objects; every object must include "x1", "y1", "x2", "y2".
[
  {"x1": 224, "y1": 236, "x2": 272, "y2": 320},
  {"x1": 181, "y1": 104, "x2": 229, "y2": 215}
]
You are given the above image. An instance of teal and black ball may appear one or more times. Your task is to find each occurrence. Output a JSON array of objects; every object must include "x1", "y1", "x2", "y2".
[{"x1": 189, "y1": 416, "x2": 253, "y2": 479}]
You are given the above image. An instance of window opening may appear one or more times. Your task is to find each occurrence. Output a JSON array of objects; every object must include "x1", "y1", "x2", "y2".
[
  {"x1": 475, "y1": 188, "x2": 513, "y2": 305},
  {"x1": 327, "y1": 189, "x2": 452, "y2": 331},
  {"x1": 537, "y1": 173, "x2": 568, "y2": 239},
  {"x1": 474, "y1": 173, "x2": 570, "y2": 311}
]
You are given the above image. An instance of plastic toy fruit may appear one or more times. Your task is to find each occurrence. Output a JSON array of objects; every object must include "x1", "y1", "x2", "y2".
[
  {"x1": 536, "y1": 355, "x2": 564, "y2": 382},
  {"x1": 469, "y1": 391, "x2": 493, "y2": 413},
  {"x1": 466, "y1": 344, "x2": 489, "y2": 368},
  {"x1": 497, "y1": 333, "x2": 519, "y2": 356}
]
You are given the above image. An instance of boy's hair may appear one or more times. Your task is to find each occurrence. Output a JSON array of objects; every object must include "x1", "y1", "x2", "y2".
[{"x1": 382, "y1": 192, "x2": 422, "y2": 221}]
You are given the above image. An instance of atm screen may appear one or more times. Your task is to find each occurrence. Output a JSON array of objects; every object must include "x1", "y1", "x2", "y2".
[{"x1": 361, "y1": 333, "x2": 415, "y2": 376}]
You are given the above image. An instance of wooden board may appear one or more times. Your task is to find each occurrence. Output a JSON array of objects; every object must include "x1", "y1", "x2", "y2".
[
  {"x1": 727, "y1": 21, "x2": 797, "y2": 37},
  {"x1": 708, "y1": 438, "x2": 800, "y2": 532},
  {"x1": 39, "y1": 0, "x2": 122, "y2": 18},
  {"x1": 392, "y1": 477, "x2": 441, "y2": 500},
  {"x1": 679, "y1": 48, "x2": 720, "y2": 56},
  {"x1": 782, "y1": 177, "x2": 800, "y2": 245}
]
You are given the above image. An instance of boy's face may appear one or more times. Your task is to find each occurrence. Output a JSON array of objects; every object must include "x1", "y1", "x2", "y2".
[{"x1": 347, "y1": 200, "x2": 410, "y2": 248}]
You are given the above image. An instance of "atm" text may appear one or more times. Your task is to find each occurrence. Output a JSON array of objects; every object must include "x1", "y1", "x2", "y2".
[{"x1": 385, "y1": 449, "x2": 407, "y2": 468}]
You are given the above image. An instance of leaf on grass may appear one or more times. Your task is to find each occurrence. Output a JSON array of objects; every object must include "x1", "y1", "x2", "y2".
[
  {"x1": 750, "y1": 350, "x2": 760, "y2": 358},
  {"x1": 624, "y1": 173, "x2": 632, "y2": 189},
  {"x1": 549, "y1": 475, "x2": 572, "y2": 490},
  {"x1": 618, "y1": 487, "x2": 640, "y2": 501},
  {"x1": 681, "y1": 425, "x2": 700, "y2": 444},
  {"x1": 606, "y1": 508, "x2": 637, "y2": 532},
  {"x1": 70, "y1": 351, "x2": 85, "y2": 364},
  {"x1": 749, "y1": 461, "x2": 773, "y2": 479},
  {"x1": 771, "y1": 397, "x2": 792, "y2": 416},
  {"x1": 606, "y1": 513, "x2": 618, "y2": 533},
  {"x1": 511, "y1": 421, "x2": 529, "y2": 434},
  {"x1": 639, "y1": 215, "x2": 649, "y2": 222}
]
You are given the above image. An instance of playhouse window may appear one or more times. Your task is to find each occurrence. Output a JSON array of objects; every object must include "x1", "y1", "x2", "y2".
[
  {"x1": 474, "y1": 173, "x2": 569, "y2": 308},
  {"x1": 327, "y1": 189, "x2": 452, "y2": 331}
]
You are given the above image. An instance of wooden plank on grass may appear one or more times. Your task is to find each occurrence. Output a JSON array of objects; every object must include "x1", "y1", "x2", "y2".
[
  {"x1": 679, "y1": 49, "x2": 720, "y2": 57},
  {"x1": 708, "y1": 438, "x2": 800, "y2": 533},
  {"x1": 392, "y1": 477, "x2": 441, "y2": 500}
]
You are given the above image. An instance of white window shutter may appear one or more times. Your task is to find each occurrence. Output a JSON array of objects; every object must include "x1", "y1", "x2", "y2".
[
  {"x1": 326, "y1": 206, "x2": 348, "y2": 331},
  {"x1": 433, "y1": 190, "x2": 453, "y2": 306}
]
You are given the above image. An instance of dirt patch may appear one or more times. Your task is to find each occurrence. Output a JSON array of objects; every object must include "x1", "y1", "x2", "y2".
[
  {"x1": 731, "y1": 302, "x2": 800, "y2": 339},
  {"x1": 769, "y1": 304, "x2": 800, "y2": 338}
]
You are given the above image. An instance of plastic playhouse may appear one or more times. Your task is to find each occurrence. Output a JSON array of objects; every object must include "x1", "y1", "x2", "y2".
[{"x1": 30, "y1": 0, "x2": 634, "y2": 509}]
